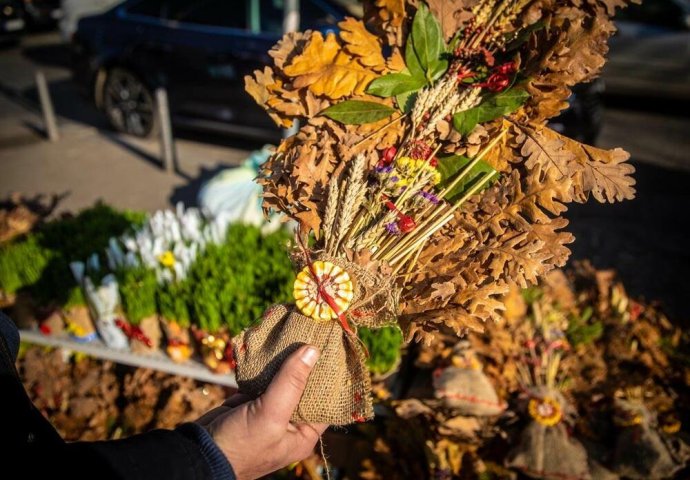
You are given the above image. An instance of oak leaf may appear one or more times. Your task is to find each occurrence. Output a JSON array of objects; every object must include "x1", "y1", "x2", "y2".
[
  {"x1": 244, "y1": 67, "x2": 288, "y2": 127},
  {"x1": 426, "y1": 0, "x2": 478, "y2": 40},
  {"x1": 338, "y1": 18, "x2": 387, "y2": 72},
  {"x1": 430, "y1": 281, "x2": 456, "y2": 302},
  {"x1": 375, "y1": 0, "x2": 406, "y2": 27},
  {"x1": 386, "y1": 47, "x2": 406, "y2": 72},
  {"x1": 283, "y1": 32, "x2": 378, "y2": 99},
  {"x1": 518, "y1": 125, "x2": 636, "y2": 203},
  {"x1": 269, "y1": 31, "x2": 312, "y2": 69}
]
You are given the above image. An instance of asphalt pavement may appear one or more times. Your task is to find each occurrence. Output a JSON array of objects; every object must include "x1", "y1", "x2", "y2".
[{"x1": 1, "y1": 31, "x2": 688, "y2": 320}]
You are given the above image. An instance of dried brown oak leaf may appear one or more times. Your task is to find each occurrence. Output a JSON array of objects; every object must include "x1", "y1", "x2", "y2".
[
  {"x1": 375, "y1": 0, "x2": 407, "y2": 29},
  {"x1": 338, "y1": 17, "x2": 387, "y2": 72},
  {"x1": 269, "y1": 30, "x2": 312, "y2": 69},
  {"x1": 244, "y1": 67, "x2": 290, "y2": 127},
  {"x1": 518, "y1": 125, "x2": 636, "y2": 203},
  {"x1": 283, "y1": 31, "x2": 378, "y2": 100},
  {"x1": 427, "y1": 0, "x2": 478, "y2": 40}
]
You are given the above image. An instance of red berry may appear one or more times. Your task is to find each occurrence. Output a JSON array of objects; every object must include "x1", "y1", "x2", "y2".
[
  {"x1": 398, "y1": 215, "x2": 416, "y2": 233},
  {"x1": 495, "y1": 62, "x2": 516, "y2": 75},
  {"x1": 429, "y1": 157, "x2": 438, "y2": 167},
  {"x1": 382, "y1": 146, "x2": 397, "y2": 164}
]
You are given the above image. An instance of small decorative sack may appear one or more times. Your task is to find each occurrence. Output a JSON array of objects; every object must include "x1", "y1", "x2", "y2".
[
  {"x1": 433, "y1": 343, "x2": 505, "y2": 416},
  {"x1": 611, "y1": 398, "x2": 689, "y2": 479},
  {"x1": 506, "y1": 388, "x2": 591, "y2": 480},
  {"x1": 84, "y1": 274, "x2": 129, "y2": 350},
  {"x1": 233, "y1": 253, "x2": 398, "y2": 425}
]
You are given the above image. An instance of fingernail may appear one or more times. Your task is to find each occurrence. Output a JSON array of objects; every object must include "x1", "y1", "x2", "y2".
[{"x1": 300, "y1": 346, "x2": 319, "y2": 367}]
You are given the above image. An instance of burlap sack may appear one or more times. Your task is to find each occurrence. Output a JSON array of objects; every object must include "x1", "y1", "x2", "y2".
[
  {"x1": 611, "y1": 400, "x2": 689, "y2": 479},
  {"x1": 232, "y1": 253, "x2": 398, "y2": 425},
  {"x1": 506, "y1": 389, "x2": 591, "y2": 480},
  {"x1": 433, "y1": 366, "x2": 506, "y2": 416},
  {"x1": 433, "y1": 344, "x2": 505, "y2": 416}
]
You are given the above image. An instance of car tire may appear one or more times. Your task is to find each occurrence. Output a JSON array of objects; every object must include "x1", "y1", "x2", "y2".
[{"x1": 103, "y1": 67, "x2": 158, "y2": 138}]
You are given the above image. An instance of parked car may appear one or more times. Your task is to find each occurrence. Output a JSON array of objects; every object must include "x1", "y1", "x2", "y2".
[
  {"x1": 602, "y1": 0, "x2": 690, "y2": 99},
  {"x1": 22, "y1": 0, "x2": 62, "y2": 28},
  {"x1": 72, "y1": 0, "x2": 602, "y2": 143},
  {"x1": 59, "y1": 0, "x2": 122, "y2": 41},
  {"x1": 1, "y1": 0, "x2": 25, "y2": 44},
  {"x1": 71, "y1": 0, "x2": 360, "y2": 138}
]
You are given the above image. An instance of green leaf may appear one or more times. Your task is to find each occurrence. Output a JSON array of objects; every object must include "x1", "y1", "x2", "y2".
[
  {"x1": 396, "y1": 90, "x2": 417, "y2": 113},
  {"x1": 367, "y1": 72, "x2": 427, "y2": 97},
  {"x1": 437, "y1": 154, "x2": 499, "y2": 202},
  {"x1": 452, "y1": 108, "x2": 480, "y2": 136},
  {"x1": 428, "y1": 58, "x2": 449, "y2": 82},
  {"x1": 411, "y1": 3, "x2": 444, "y2": 78},
  {"x1": 405, "y1": 36, "x2": 425, "y2": 79},
  {"x1": 452, "y1": 87, "x2": 529, "y2": 135},
  {"x1": 321, "y1": 100, "x2": 396, "y2": 125}
]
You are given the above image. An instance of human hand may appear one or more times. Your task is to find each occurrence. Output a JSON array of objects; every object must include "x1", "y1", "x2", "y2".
[{"x1": 197, "y1": 345, "x2": 327, "y2": 480}]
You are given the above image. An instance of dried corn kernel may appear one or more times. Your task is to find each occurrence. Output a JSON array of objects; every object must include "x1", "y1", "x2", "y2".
[{"x1": 294, "y1": 261, "x2": 354, "y2": 322}]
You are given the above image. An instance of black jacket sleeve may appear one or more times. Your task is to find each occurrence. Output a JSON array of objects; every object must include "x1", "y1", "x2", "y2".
[{"x1": 1, "y1": 312, "x2": 235, "y2": 480}]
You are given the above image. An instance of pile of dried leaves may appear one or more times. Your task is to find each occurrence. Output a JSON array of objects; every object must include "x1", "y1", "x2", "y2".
[
  {"x1": 0, "y1": 194, "x2": 58, "y2": 245},
  {"x1": 17, "y1": 347, "x2": 229, "y2": 441},
  {"x1": 327, "y1": 263, "x2": 690, "y2": 479}
]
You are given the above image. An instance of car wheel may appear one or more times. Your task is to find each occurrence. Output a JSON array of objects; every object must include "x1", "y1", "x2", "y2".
[{"x1": 103, "y1": 68, "x2": 158, "y2": 138}]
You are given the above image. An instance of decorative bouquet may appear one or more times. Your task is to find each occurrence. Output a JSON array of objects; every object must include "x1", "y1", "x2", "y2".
[{"x1": 236, "y1": 0, "x2": 635, "y2": 425}]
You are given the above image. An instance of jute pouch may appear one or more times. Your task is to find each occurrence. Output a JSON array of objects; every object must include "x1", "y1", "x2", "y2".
[
  {"x1": 232, "y1": 253, "x2": 398, "y2": 425},
  {"x1": 433, "y1": 344, "x2": 506, "y2": 416},
  {"x1": 506, "y1": 388, "x2": 591, "y2": 480},
  {"x1": 612, "y1": 399, "x2": 689, "y2": 479}
]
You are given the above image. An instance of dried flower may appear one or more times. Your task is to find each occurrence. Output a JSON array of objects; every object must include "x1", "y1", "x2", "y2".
[
  {"x1": 481, "y1": 72, "x2": 510, "y2": 92},
  {"x1": 419, "y1": 191, "x2": 440, "y2": 204},
  {"x1": 528, "y1": 396, "x2": 563, "y2": 427},
  {"x1": 385, "y1": 222, "x2": 400, "y2": 235}
]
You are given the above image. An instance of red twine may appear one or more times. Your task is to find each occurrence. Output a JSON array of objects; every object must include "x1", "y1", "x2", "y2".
[{"x1": 115, "y1": 318, "x2": 153, "y2": 348}]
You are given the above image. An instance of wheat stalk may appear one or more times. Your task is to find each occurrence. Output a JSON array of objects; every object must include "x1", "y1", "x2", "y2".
[
  {"x1": 322, "y1": 179, "x2": 340, "y2": 252},
  {"x1": 331, "y1": 154, "x2": 367, "y2": 254},
  {"x1": 419, "y1": 87, "x2": 482, "y2": 139}
]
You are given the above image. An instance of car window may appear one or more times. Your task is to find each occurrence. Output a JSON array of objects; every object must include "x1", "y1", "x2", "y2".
[
  {"x1": 164, "y1": 0, "x2": 248, "y2": 28},
  {"x1": 616, "y1": 0, "x2": 686, "y2": 29},
  {"x1": 127, "y1": 0, "x2": 164, "y2": 17},
  {"x1": 128, "y1": 0, "x2": 249, "y2": 28},
  {"x1": 259, "y1": 0, "x2": 337, "y2": 34}
]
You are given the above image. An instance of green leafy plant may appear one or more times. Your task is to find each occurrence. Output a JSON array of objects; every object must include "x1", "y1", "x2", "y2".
[
  {"x1": 118, "y1": 266, "x2": 158, "y2": 325},
  {"x1": 157, "y1": 280, "x2": 192, "y2": 328},
  {"x1": 359, "y1": 326, "x2": 404, "y2": 376},
  {"x1": 0, "y1": 203, "x2": 145, "y2": 306},
  {"x1": 0, "y1": 235, "x2": 50, "y2": 295},
  {"x1": 566, "y1": 307, "x2": 603, "y2": 346},
  {"x1": 186, "y1": 225, "x2": 294, "y2": 334}
]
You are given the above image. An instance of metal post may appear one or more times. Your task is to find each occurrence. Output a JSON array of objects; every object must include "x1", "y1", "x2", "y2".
[
  {"x1": 283, "y1": 0, "x2": 300, "y2": 138},
  {"x1": 35, "y1": 71, "x2": 59, "y2": 142},
  {"x1": 155, "y1": 88, "x2": 177, "y2": 173}
]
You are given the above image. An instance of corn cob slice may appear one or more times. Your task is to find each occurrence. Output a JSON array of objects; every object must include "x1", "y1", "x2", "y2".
[{"x1": 293, "y1": 261, "x2": 354, "y2": 322}]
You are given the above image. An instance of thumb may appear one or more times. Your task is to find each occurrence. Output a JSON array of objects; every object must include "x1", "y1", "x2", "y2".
[{"x1": 260, "y1": 345, "x2": 320, "y2": 424}]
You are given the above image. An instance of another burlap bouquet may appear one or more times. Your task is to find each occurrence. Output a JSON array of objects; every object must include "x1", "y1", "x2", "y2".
[{"x1": 233, "y1": 253, "x2": 398, "y2": 425}]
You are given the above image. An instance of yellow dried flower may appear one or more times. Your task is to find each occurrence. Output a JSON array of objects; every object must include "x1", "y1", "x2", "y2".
[{"x1": 528, "y1": 396, "x2": 563, "y2": 427}]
